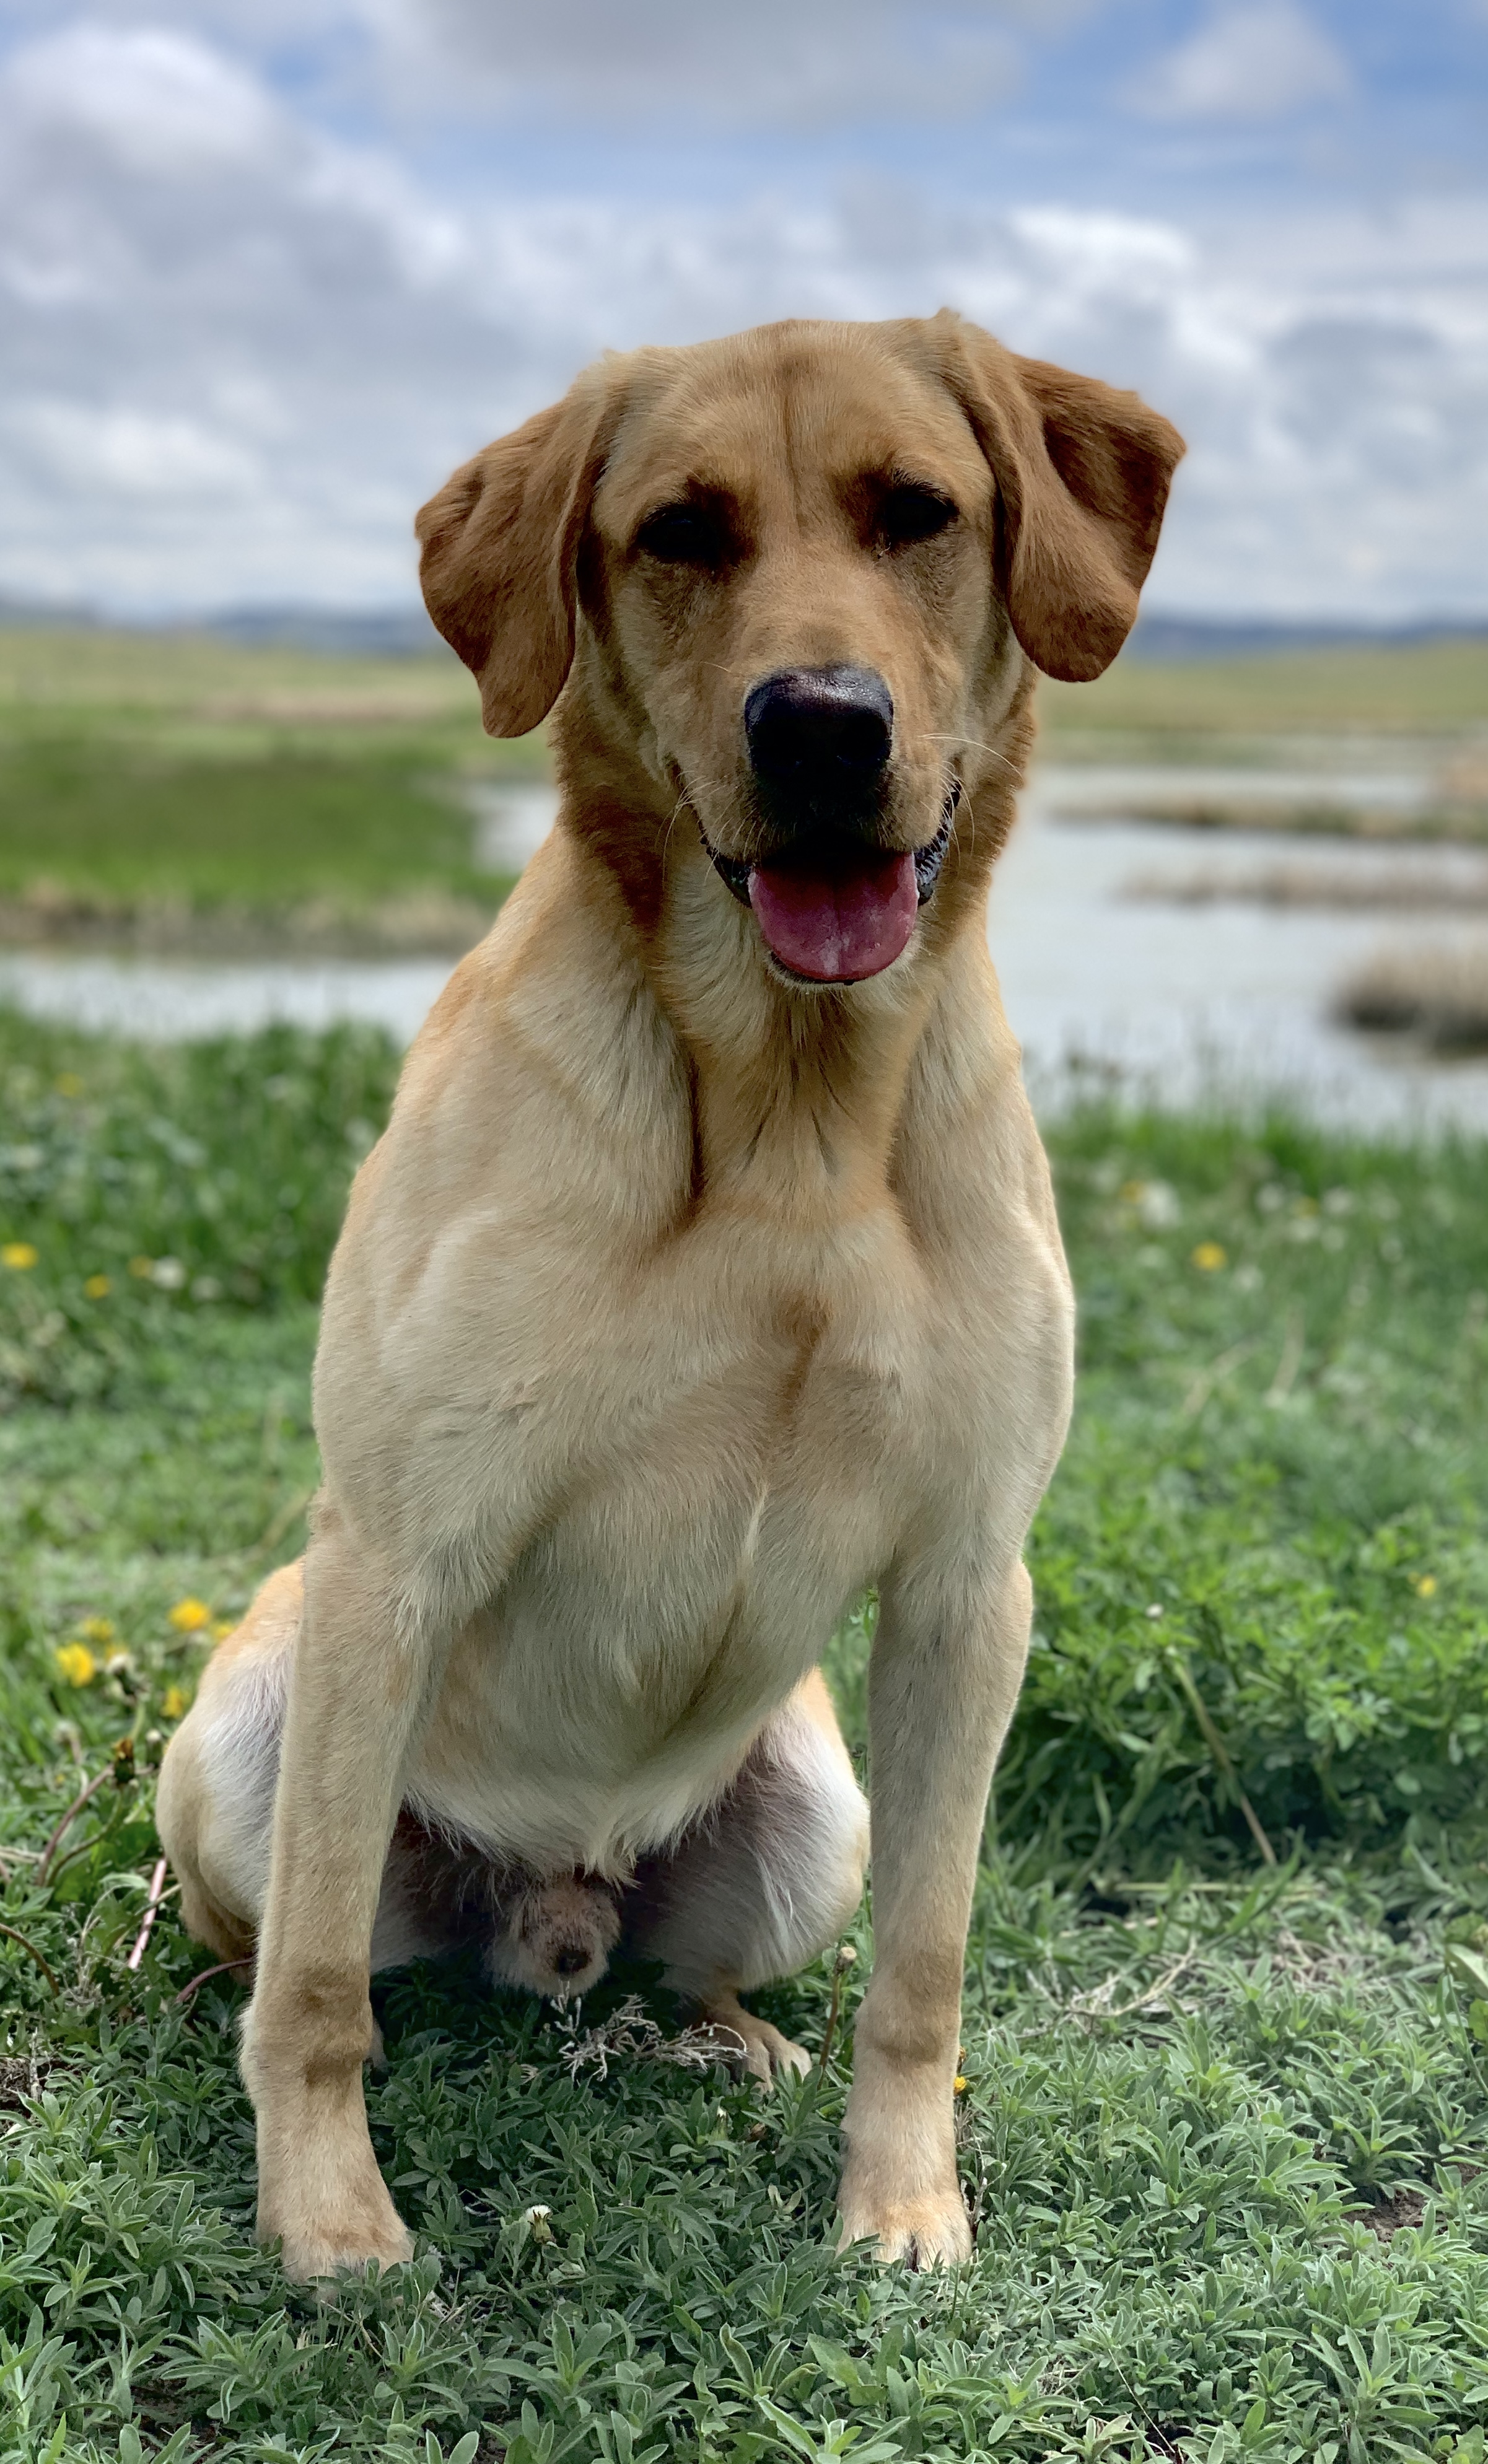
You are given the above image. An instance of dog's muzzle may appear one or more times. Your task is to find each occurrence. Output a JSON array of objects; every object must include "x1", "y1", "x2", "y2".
[{"x1": 701, "y1": 783, "x2": 957, "y2": 985}]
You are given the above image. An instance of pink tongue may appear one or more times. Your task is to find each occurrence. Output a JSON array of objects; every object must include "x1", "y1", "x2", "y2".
[{"x1": 747, "y1": 849, "x2": 918, "y2": 982}]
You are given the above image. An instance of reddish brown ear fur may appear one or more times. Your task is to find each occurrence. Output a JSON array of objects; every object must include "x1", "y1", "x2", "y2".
[
  {"x1": 933, "y1": 313, "x2": 1185, "y2": 683},
  {"x1": 415, "y1": 370, "x2": 617, "y2": 737}
]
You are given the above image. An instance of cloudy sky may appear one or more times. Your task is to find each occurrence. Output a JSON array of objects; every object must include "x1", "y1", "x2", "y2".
[{"x1": 2, "y1": 0, "x2": 1486, "y2": 623}]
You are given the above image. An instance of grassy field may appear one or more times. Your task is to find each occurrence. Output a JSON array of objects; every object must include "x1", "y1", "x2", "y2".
[
  {"x1": 1, "y1": 626, "x2": 1485, "y2": 951},
  {"x1": 2, "y1": 1007, "x2": 1487, "y2": 2460},
  {"x1": 0, "y1": 626, "x2": 536, "y2": 945},
  {"x1": 1039, "y1": 634, "x2": 1488, "y2": 749}
]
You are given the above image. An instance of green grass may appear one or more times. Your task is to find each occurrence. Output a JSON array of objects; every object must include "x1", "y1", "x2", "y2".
[
  {"x1": 0, "y1": 626, "x2": 541, "y2": 922},
  {"x1": 0, "y1": 741, "x2": 501, "y2": 909},
  {"x1": 0, "y1": 1016, "x2": 400, "y2": 1406},
  {"x1": 1039, "y1": 634, "x2": 1488, "y2": 746},
  {"x1": 3, "y1": 1011, "x2": 1488, "y2": 2461}
]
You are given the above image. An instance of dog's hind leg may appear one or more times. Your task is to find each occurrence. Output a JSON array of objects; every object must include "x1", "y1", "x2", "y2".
[
  {"x1": 157, "y1": 1562, "x2": 302, "y2": 1965},
  {"x1": 628, "y1": 1671, "x2": 869, "y2": 2081},
  {"x1": 158, "y1": 1561, "x2": 479, "y2": 1983}
]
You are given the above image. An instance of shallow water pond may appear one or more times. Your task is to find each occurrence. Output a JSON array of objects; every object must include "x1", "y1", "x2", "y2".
[{"x1": 4, "y1": 776, "x2": 1487, "y2": 1130}]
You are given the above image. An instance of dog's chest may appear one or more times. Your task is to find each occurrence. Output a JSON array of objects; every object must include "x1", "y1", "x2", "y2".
[{"x1": 409, "y1": 1212, "x2": 931, "y2": 1863}]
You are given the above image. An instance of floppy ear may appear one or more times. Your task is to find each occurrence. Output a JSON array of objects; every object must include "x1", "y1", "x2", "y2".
[
  {"x1": 415, "y1": 367, "x2": 618, "y2": 736},
  {"x1": 935, "y1": 314, "x2": 1184, "y2": 683}
]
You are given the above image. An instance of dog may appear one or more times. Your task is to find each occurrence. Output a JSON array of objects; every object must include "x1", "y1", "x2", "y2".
[{"x1": 157, "y1": 310, "x2": 1182, "y2": 2280}]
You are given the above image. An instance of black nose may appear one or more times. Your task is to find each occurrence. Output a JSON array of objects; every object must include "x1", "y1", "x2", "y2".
[
  {"x1": 744, "y1": 666, "x2": 893, "y2": 805},
  {"x1": 552, "y1": 1942, "x2": 591, "y2": 1977}
]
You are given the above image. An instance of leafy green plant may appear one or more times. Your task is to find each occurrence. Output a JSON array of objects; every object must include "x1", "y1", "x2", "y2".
[{"x1": 0, "y1": 1015, "x2": 399, "y2": 1405}]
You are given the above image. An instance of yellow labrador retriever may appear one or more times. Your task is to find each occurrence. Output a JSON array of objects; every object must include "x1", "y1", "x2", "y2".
[{"x1": 157, "y1": 311, "x2": 1182, "y2": 2279}]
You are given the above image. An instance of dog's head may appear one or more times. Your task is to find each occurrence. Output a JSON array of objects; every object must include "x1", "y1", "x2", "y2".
[
  {"x1": 492, "y1": 1871, "x2": 622, "y2": 2003},
  {"x1": 418, "y1": 314, "x2": 1183, "y2": 989}
]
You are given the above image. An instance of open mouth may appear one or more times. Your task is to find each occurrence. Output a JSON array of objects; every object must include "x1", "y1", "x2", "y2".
[{"x1": 703, "y1": 790, "x2": 957, "y2": 986}]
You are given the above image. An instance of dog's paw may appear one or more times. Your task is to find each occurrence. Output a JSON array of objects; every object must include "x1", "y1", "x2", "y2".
[
  {"x1": 837, "y1": 2175, "x2": 972, "y2": 2269},
  {"x1": 269, "y1": 2211, "x2": 414, "y2": 2286},
  {"x1": 740, "y1": 2016, "x2": 812, "y2": 2084},
  {"x1": 258, "y1": 2170, "x2": 413, "y2": 2285},
  {"x1": 701, "y1": 1997, "x2": 811, "y2": 2084}
]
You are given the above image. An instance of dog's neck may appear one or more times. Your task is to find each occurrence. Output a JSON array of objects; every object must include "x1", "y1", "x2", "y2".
[{"x1": 549, "y1": 673, "x2": 1031, "y2": 1223}]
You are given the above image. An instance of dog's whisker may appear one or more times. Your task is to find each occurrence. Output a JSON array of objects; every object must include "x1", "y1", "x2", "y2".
[
  {"x1": 943, "y1": 780, "x2": 977, "y2": 865},
  {"x1": 913, "y1": 732, "x2": 1023, "y2": 779},
  {"x1": 660, "y1": 789, "x2": 693, "y2": 870}
]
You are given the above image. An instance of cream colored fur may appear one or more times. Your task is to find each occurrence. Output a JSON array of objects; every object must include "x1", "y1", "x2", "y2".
[{"x1": 156, "y1": 312, "x2": 1181, "y2": 2280}]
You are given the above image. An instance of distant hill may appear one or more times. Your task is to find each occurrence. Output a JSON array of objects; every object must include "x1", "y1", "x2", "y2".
[
  {"x1": 0, "y1": 595, "x2": 444, "y2": 658},
  {"x1": 202, "y1": 604, "x2": 445, "y2": 657},
  {"x1": 1127, "y1": 613, "x2": 1488, "y2": 662},
  {"x1": 0, "y1": 592, "x2": 97, "y2": 631},
  {"x1": 2, "y1": 593, "x2": 1486, "y2": 665}
]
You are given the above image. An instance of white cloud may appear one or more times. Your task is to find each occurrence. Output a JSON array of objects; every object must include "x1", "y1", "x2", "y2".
[
  {"x1": 12, "y1": 400, "x2": 261, "y2": 494},
  {"x1": 1135, "y1": 2, "x2": 1349, "y2": 122},
  {"x1": 0, "y1": 0, "x2": 1069, "y2": 126},
  {"x1": 300, "y1": 146, "x2": 468, "y2": 288},
  {"x1": 8, "y1": 23, "x2": 281, "y2": 170},
  {"x1": 0, "y1": 17, "x2": 1483, "y2": 621},
  {"x1": 348, "y1": 0, "x2": 1040, "y2": 127}
]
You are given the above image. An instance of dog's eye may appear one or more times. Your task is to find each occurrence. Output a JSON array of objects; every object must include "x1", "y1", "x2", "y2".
[
  {"x1": 878, "y1": 485, "x2": 957, "y2": 548},
  {"x1": 636, "y1": 503, "x2": 725, "y2": 565}
]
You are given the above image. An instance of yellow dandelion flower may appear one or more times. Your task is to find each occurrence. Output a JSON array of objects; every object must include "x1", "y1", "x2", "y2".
[
  {"x1": 1413, "y1": 1574, "x2": 1438, "y2": 1598},
  {"x1": 168, "y1": 1596, "x2": 211, "y2": 1633},
  {"x1": 55, "y1": 1073, "x2": 84, "y2": 1098},
  {"x1": 79, "y1": 1615, "x2": 115, "y2": 1643},
  {"x1": 55, "y1": 1641, "x2": 97, "y2": 1687},
  {"x1": 84, "y1": 1274, "x2": 111, "y2": 1300},
  {"x1": 161, "y1": 1684, "x2": 190, "y2": 1720},
  {"x1": 1191, "y1": 1241, "x2": 1227, "y2": 1272},
  {"x1": 211, "y1": 1618, "x2": 234, "y2": 1641},
  {"x1": 2, "y1": 1243, "x2": 38, "y2": 1271},
  {"x1": 128, "y1": 1256, "x2": 154, "y2": 1278},
  {"x1": 953, "y1": 2075, "x2": 969, "y2": 2094}
]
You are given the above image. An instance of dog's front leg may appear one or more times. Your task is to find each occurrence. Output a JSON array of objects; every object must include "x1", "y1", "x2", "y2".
[
  {"x1": 839, "y1": 1556, "x2": 1033, "y2": 2266},
  {"x1": 239, "y1": 1520, "x2": 440, "y2": 2281}
]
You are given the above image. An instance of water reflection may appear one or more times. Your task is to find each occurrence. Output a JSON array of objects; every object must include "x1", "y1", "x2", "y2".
[{"x1": 0, "y1": 946, "x2": 455, "y2": 1045}]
